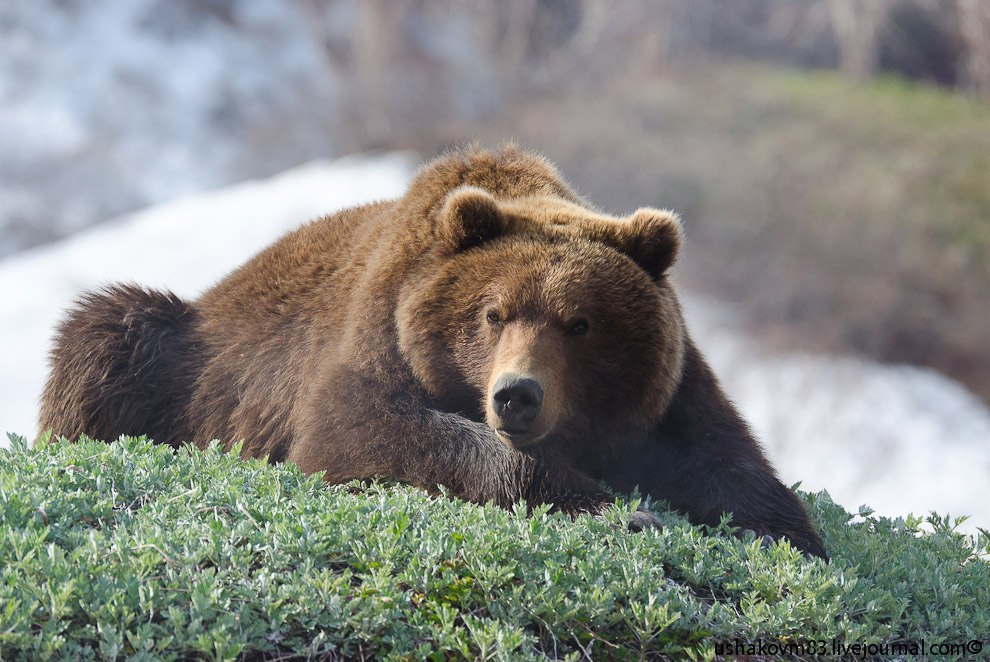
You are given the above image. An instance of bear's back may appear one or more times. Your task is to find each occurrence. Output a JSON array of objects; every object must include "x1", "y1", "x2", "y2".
[{"x1": 197, "y1": 199, "x2": 396, "y2": 326}]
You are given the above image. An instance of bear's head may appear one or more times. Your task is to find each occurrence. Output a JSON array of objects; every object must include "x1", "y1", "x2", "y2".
[{"x1": 397, "y1": 186, "x2": 685, "y2": 449}]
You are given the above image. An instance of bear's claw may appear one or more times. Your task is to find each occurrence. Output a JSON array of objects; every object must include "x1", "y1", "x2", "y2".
[{"x1": 627, "y1": 507, "x2": 663, "y2": 532}]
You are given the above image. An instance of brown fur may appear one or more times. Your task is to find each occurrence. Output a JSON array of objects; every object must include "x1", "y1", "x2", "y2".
[{"x1": 39, "y1": 144, "x2": 826, "y2": 558}]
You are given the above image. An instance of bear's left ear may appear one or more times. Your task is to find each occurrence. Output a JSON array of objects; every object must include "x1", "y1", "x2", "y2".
[
  {"x1": 438, "y1": 186, "x2": 507, "y2": 253},
  {"x1": 613, "y1": 208, "x2": 683, "y2": 280}
]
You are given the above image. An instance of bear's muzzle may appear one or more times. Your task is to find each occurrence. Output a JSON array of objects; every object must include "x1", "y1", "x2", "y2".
[{"x1": 491, "y1": 373, "x2": 544, "y2": 443}]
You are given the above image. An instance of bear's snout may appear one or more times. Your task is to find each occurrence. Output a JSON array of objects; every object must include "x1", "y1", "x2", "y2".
[{"x1": 491, "y1": 373, "x2": 544, "y2": 435}]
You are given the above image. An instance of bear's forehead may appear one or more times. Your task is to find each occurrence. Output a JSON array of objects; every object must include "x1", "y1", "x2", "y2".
[
  {"x1": 479, "y1": 241, "x2": 656, "y2": 311},
  {"x1": 498, "y1": 196, "x2": 623, "y2": 235},
  {"x1": 490, "y1": 238, "x2": 616, "y2": 273}
]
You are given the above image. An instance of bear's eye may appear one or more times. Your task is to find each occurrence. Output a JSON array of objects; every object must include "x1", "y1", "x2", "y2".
[
  {"x1": 486, "y1": 310, "x2": 502, "y2": 325},
  {"x1": 568, "y1": 319, "x2": 589, "y2": 336}
]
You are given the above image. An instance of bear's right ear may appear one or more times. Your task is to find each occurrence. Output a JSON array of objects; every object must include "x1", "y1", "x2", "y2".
[
  {"x1": 589, "y1": 208, "x2": 683, "y2": 280},
  {"x1": 438, "y1": 186, "x2": 507, "y2": 252},
  {"x1": 623, "y1": 208, "x2": 683, "y2": 279}
]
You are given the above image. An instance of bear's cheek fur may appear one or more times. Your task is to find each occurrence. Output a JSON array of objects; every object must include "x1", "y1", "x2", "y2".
[
  {"x1": 598, "y1": 285, "x2": 686, "y2": 427},
  {"x1": 395, "y1": 272, "x2": 482, "y2": 410},
  {"x1": 395, "y1": 262, "x2": 514, "y2": 419}
]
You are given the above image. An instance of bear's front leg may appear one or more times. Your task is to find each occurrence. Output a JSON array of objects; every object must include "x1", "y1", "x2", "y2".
[{"x1": 287, "y1": 369, "x2": 613, "y2": 517}]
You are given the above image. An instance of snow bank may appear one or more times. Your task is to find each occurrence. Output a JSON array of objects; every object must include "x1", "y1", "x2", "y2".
[
  {"x1": 0, "y1": 1, "x2": 340, "y2": 254},
  {"x1": 1, "y1": 154, "x2": 987, "y2": 532}
]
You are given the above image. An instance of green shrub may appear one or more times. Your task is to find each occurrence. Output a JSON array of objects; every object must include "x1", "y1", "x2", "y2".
[{"x1": 1, "y1": 434, "x2": 987, "y2": 660}]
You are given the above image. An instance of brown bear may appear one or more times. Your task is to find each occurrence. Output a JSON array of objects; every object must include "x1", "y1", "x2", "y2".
[{"x1": 39, "y1": 145, "x2": 826, "y2": 559}]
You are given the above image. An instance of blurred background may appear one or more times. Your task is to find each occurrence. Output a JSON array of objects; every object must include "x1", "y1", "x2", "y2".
[{"x1": 1, "y1": 0, "x2": 988, "y2": 528}]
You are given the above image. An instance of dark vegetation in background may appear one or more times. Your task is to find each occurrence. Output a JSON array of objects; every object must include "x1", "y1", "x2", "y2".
[
  {"x1": 4, "y1": 436, "x2": 988, "y2": 659},
  {"x1": 300, "y1": 0, "x2": 990, "y2": 404}
]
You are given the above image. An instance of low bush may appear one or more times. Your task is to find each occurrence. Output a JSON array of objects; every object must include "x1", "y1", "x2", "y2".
[{"x1": 1, "y1": 435, "x2": 987, "y2": 660}]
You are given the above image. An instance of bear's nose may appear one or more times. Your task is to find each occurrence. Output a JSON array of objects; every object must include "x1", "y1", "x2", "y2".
[{"x1": 491, "y1": 374, "x2": 544, "y2": 429}]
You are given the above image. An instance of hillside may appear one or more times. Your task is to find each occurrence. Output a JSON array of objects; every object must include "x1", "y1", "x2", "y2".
[{"x1": 1, "y1": 436, "x2": 987, "y2": 660}]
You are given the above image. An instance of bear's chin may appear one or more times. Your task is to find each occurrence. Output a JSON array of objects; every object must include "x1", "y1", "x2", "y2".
[{"x1": 493, "y1": 428, "x2": 546, "y2": 449}]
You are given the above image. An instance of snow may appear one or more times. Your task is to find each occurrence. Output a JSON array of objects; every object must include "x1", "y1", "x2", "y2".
[
  {"x1": 1, "y1": 154, "x2": 988, "y2": 532},
  {"x1": 0, "y1": 1, "x2": 340, "y2": 254}
]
